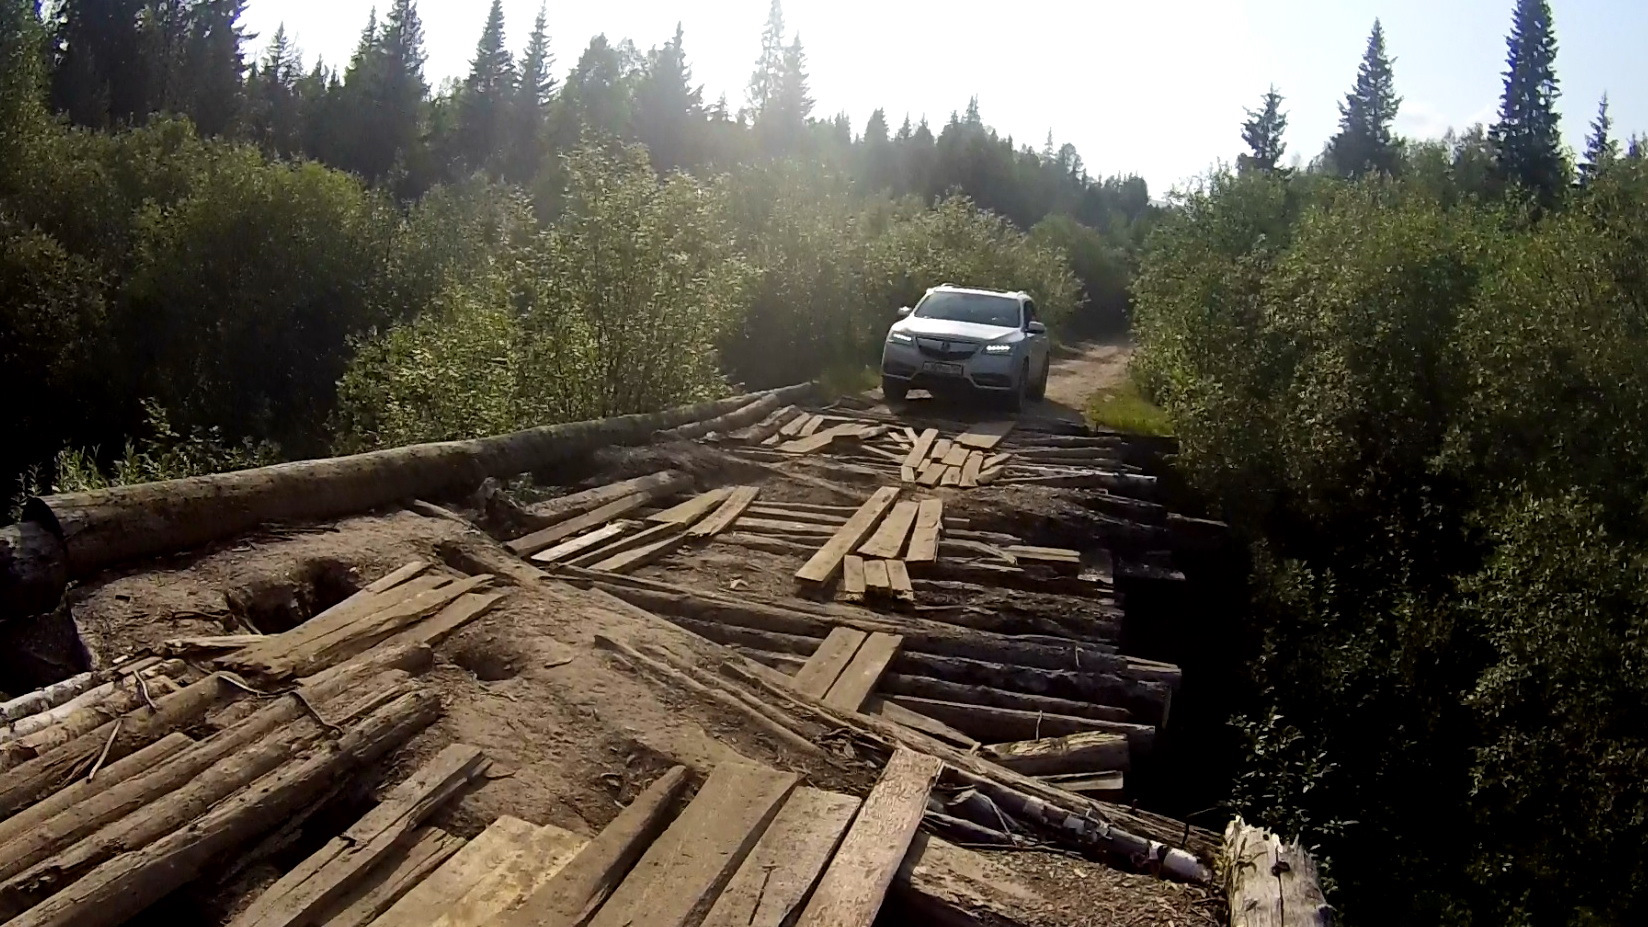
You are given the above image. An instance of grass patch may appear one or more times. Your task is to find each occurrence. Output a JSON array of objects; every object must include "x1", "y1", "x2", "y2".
[{"x1": 1085, "y1": 379, "x2": 1173, "y2": 436}]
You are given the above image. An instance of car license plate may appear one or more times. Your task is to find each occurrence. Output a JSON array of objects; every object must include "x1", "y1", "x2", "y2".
[{"x1": 922, "y1": 362, "x2": 964, "y2": 377}]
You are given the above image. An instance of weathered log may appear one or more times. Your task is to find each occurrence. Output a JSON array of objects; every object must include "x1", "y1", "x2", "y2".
[
  {"x1": 660, "y1": 393, "x2": 787, "y2": 442},
  {"x1": 877, "y1": 674, "x2": 1135, "y2": 725},
  {"x1": 0, "y1": 732, "x2": 193, "y2": 856},
  {"x1": 728, "y1": 404, "x2": 803, "y2": 444},
  {"x1": 8, "y1": 689, "x2": 442, "y2": 927},
  {"x1": 1223, "y1": 818, "x2": 1332, "y2": 927},
  {"x1": 981, "y1": 732, "x2": 1130, "y2": 776},
  {"x1": 5, "y1": 385, "x2": 815, "y2": 619},
  {"x1": 518, "y1": 470, "x2": 694, "y2": 532},
  {"x1": 887, "y1": 696, "x2": 1153, "y2": 752},
  {"x1": 0, "y1": 522, "x2": 66, "y2": 618},
  {"x1": 1, "y1": 669, "x2": 98, "y2": 724},
  {"x1": 1, "y1": 672, "x2": 182, "y2": 765}
]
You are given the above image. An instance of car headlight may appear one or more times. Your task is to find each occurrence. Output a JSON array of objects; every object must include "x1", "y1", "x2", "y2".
[
  {"x1": 984, "y1": 343, "x2": 1015, "y2": 354},
  {"x1": 888, "y1": 332, "x2": 914, "y2": 344}
]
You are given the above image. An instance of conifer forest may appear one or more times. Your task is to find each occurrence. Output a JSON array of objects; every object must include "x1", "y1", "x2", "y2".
[{"x1": 2, "y1": 0, "x2": 1647, "y2": 922}]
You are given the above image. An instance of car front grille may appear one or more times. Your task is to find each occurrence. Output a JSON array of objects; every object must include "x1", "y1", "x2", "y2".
[{"x1": 915, "y1": 338, "x2": 979, "y2": 360}]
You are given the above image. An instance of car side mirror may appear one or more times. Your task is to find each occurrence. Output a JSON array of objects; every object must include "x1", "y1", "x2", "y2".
[
  {"x1": 1027, "y1": 321, "x2": 1047, "y2": 334},
  {"x1": 896, "y1": 306, "x2": 913, "y2": 317}
]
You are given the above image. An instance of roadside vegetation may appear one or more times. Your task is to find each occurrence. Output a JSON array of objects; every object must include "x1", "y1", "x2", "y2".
[
  {"x1": 1135, "y1": 2, "x2": 1648, "y2": 922},
  {"x1": 1, "y1": 0, "x2": 1147, "y2": 499}
]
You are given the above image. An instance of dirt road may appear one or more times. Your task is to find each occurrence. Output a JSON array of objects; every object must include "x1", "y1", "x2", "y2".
[{"x1": 1033, "y1": 338, "x2": 1134, "y2": 421}]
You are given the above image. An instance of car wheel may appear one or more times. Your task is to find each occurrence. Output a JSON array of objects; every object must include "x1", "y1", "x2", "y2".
[
  {"x1": 1005, "y1": 363, "x2": 1028, "y2": 413},
  {"x1": 1031, "y1": 358, "x2": 1050, "y2": 400},
  {"x1": 882, "y1": 376, "x2": 908, "y2": 405}
]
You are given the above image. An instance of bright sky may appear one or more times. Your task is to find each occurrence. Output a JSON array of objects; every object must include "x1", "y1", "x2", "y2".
[{"x1": 243, "y1": 0, "x2": 1648, "y2": 195}]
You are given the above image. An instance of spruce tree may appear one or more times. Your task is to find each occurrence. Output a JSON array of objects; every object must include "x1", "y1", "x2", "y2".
[
  {"x1": 504, "y1": 3, "x2": 553, "y2": 183},
  {"x1": 181, "y1": 0, "x2": 247, "y2": 136},
  {"x1": 1490, "y1": 0, "x2": 1565, "y2": 201},
  {"x1": 1328, "y1": 20, "x2": 1401, "y2": 178},
  {"x1": 634, "y1": 23, "x2": 704, "y2": 172},
  {"x1": 339, "y1": 0, "x2": 427, "y2": 185},
  {"x1": 1578, "y1": 94, "x2": 1617, "y2": 187},
  {"x1": 746, "y1": 0, "x2": 784, "y2": 116},
  {"x1": 861, "y1": 108, "x2": 893, "y2": 189},
  {"x1": 1239, "y1": 85, "x2": 1288, "y2": 173},
  {"x1": 249, "y1": 23, "x2": 302, "y2": 155},
  {"x1": 455, "y1": 0, "x2": 514, "y2": 174}
]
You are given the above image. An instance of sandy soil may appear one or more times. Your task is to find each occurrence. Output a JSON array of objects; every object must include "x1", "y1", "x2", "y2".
[{"x1": 1034, "y1": 338, "x2": 1136, "y2": 421}]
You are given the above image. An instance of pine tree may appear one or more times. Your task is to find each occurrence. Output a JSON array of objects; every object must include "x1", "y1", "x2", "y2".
[
  {"x1": 861, "y1": 107, "x2": 893, "y2": 189},
  {"x1": 1239, "y1": 85, "x2": 1288, "y2": 173},
  {"x1": 964, "y1": 95, "x2": 981, "y2": 126},
  {"x1": 634, "y1": 23, "x2": 704, "y2": 173},
  {"x1": 1328, "y1": 20, "x2": 1401, "y2": 178},
  {"x1": 339, "y1": 0, "x2": 427, "y2": 185},
  {"x1": 503, "y1": 3, "x2": 553, "y2": 183},
  {"x1": 1490, "y1": 0, "x2": 1565, "y2": 201},
  {"x1": 248, "y1": 23, "x2": 303, "y2": 155},
  {"x1": 746, "y1": 0, "x2": 784, "y2": 116},
  {"x1": 753, "y1": 33, "x2": 811, "y2": 154},
  {"x1": 454, "y1": 0, "x2": 514, "y2": 174},
  {"x1": 1578, "y1": 94, "x2": 1617, "y2": 187}
]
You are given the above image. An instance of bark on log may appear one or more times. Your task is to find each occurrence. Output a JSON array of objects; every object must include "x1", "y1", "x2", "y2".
[
  {"x1": 7, "y1": 689, "x2": 441, "y2": 927},
  {"x1": 518, "y1": 470, "x2": 694, "y2": 533},
  {"x1": 981, "y1": 732, "x2": 1131, "y2": 776},
  {"x1": 1222, "y1": 818, "x2": 1331, "y2": 927},
  {"x1": 1, "y1": 670, "x2": 98, "y2": 724},
  {"x1": 5, "y1": 385, "x2": 815, "y2": 619},
  {"x1": 659, "y1": 394, "x2": 784, "y2": 442}
]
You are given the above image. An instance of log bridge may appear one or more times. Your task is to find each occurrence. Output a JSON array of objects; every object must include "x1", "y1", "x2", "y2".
[{"x1": 0, "y1": 385, "x2": 1326, "y2": 926}]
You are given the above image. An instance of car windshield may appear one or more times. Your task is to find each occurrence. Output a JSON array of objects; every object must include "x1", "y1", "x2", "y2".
[{"x1": 914, "y1": 292, "x2": 1021, "y2": 327}]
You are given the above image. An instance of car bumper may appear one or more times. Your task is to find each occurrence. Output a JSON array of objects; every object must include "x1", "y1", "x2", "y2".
[{"x1": 881, "y1": 342, "x2": 1022, "y2": 392}]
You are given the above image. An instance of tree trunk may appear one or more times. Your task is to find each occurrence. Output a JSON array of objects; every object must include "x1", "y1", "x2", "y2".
[{"x1": 1222, "y1": 818, "x2": 1331, "y2": 927}]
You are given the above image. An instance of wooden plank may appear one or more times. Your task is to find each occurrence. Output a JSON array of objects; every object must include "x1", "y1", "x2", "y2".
[
  {"x1": 1038, "y1": 770, "x2": 1125, "y2": 798},
  {"x1": 699, "y1": 789, "x2": 862, "y2": 927},
  {"x1": 886, "y1": 697, "x2": 1123, "y2": 744},
  {"x1": 915, "y1": 462, "x2": 945, "y2": 487},
  {"x1": 798, "y1": 414, "x2": 825, "y2": 437},
  {"x1": 956, "y1": 421, "x2": 1014, "y2": 450},
  {"x1": 792, "y1": 627, "x2": 868, "y2": 699},
  {"x1": 795, "y1": 748, "x2": 944, "y2": 927},
  {"x1": 779, "y1": 413, "x2": 810, "y2": 437},
  {"x1": 823, "y1": 633, "x2": 903, "y2": 711},
  {"x1": 857, "y1": 500, "x2": 918, "y2": 559},
  {"x1": 747, "y1": 505, "x2": 847, "y2": 525},
  {"x1": 735, "y1": 516, "x2": 836, "y2": 537},
  {"x1": 905, "y1": 499, "x2": 944, "y2": 563},
  {"x1": 498, "y1": 767, "x2": 690, "y2": 927},
  {"x1": 689, "y1": 486, "x2": 762, "y2": 538},
  {"x1": 529, "y1": 522, "x2": 634, "y2": 565},
  {"x1": 930, "y1": 438, "x2": 954, "y2": 462},
  {"x1": 939, "y1": 467, "x2": 961, "y2": 487},
  {"x1": 648, "y1": 488, "x2": 733, "y2": 527},
  {"x1": 780, "y1": 424, "x2": 861, "y2": 456},
  {"x1": 365, "y1": 562, "x2": 432, "y2": 595},
  {"x1": 1003, "y1": 545, "x2": 1082, "y2": 564},
  {"x1": 586, "y1": 762, "x2": 800, "y2": 927},
  {"x1": 982, "y1": 453, "x2": 1012, "y2": 470},
  {"x1": 864, "y1": 698, "x2": 977, "y2": 749},
  {"x1": 959, "y1": 452, "x2": 983, "y2": 488},
  {"x1": 231, "y1": 744, "x2": 486, "y2": 927},
  {"x1": 424, "y1": 823, "x2": 586, "y2": 927},
  {"x1": 884, "y1": 560, "x2": 914, "y2": 603},
  {"x1": 565, "y1": 522, "x2": 682, "y2": 568},
  {"x1": 506, "y1": 494, "x2": 648, "y2": 556},
  {"x1": 590, "y1": 529, "x2": 688, "y2": 573},
  {"x1": 901, "y1": 428, "x2": 939, "y2": 470},
  {"x1": 841, "y1": 556, "x2": 867, "y2": 603},
  {"x1": 862, "y1": 559, "x2": 890, "y2": 591},
  {"x1": 900, "y1": 465, "x2": 917, "y2": 483},
  {"x1": 316, "y1": 827, "x2": 466, "y2": 927},
  {"x1": 903, "y1": 427, "x2": 921, "y2": 445},
  {"x1": 380, "y1": 592, "x2": 505, "y2": 650},
  {"x1": 941, "y1": 443, "x2": 971, "y2": 468},
  {"x1": 795, "y1": 487, "x2": 901, "y2": 586},
  {"x1": 367, "y1": 818, "x2": 540, "y2": 927},
  {"x1": 981, "y1": 731, "x2": 1131, "y2": 776}
]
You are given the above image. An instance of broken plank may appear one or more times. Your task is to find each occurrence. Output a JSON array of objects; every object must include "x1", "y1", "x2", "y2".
[
  {"x1": 779, "y1": 413, "x2": 810, "y2": 437},
  {"x1": 823, "y1": 633, "x2": 903, "y2": 712},
  {"x1": 900, "y1": 465, "x2": 917, "y2": 483},
  {"x1": 367, "y1": 817, "x2": 539, "y2": 927},
  {"x1": 586, "y1": 762, "x2": 799, "y2": 927},
  {"x1": 565, "y1": 522, "x2": 683, "y2": 568},
  {"x1": 982, "y1": 453, "x2": 1012, "y2": 470},
  {"x1": 1038, "y1": 770, "x2": 1125, "y2": 798},
  {"x1": 689, "y1": 486, "x2": 762, "y2": 538},
  {"x1": 424, "y1": 823, "x2": 586, "y2": 927},
  {"x1": 795, "y1": 487, "x2": 902, "y2": 586},
  {"x1": 230, "y1": 745, "x2": 486, "y2": 927},
  {"x1": 903, "y1": 427, "x2": 921, "y2": 445},
  {"x1": 497, "y1": 767, "x2": 689, "y2": 927},
  {"x1": 939, "y1": 467, "x2": 961, "y2": 487},
  {"x1": 795, "y1": 748, "x2": 945, "y2": 927},
  {"x1": 858, "y1": 500, "x2": 919, "y2": 559},
  {"x1": 915, "y1": 462, "x2": 945, "y2": 487},
  {"x1": 902, "y1": 428, "x2": 939, "y2": 470},
  {"x1": 863, "y1": 559, "x2": 890, "y2": 591},
  {"x1": 529, "y1": 522, "x2": 634, "y2": 565},
  {"x1": 380, "y1": 592, "x2": 505, "y2": 651},
  {"x1": 792, "y1": 627, "x2": 868, "y2": 699},
  {"x1": 975, "y1": 465, "x2": 1005, "y2": 486},
  {"x1": 956, "y1": 420, "x2": 1014, "y2": 450},
  {"x1": 590, "y1": 528, "x2": 689, "y2": 573},
  {"x1": 505, "y1": 494, "x2": 648, "y2": 556},
  {"x1": 798, "y1": 414, "x2": 825, "y2": 437},
  {"x1": 884, "y1": 560, "x2": 914, "y2": 603},
  {"x1": 959, "y1": 452, "x2": 983, "y2": 488},
  {"x1": 841, "y1": 556, "x2": 867, "y2": 603},
  {"x1": 700, "y1": 788, "x2": 862, "y2": 927},
  {"x1": 941, "y1": 443, "x2": 971, "y2": 468},
  {"x1": 315, "y1": 826, "x2": 466, "y2": 927},
  {"x1": 905, "y1": 499, "x2": 944, "y2": 563},
  {"x1": 1003, "y1": 545, "x2": 1082, "y2": 565},
  {"x1": 648, "y1": 488, "x2": 733, "y2": 527},
  {"x1": 930, "y1": 438, "x2": 955, "y2": 462},
  {"x1": 981, "y1": 731, "x2": 1131, "y2": 776}
]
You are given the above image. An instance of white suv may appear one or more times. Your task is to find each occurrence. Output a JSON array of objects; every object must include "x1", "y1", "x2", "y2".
[{"x1": 880, "y1": 285, "x2": 1051, "y2": 410}]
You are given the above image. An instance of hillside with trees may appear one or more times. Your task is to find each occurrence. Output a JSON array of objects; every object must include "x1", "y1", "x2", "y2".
[
  {"x1": 2, "y1": 0, "x2": 1152, "y2": 496},
  {"x1": 1135, "y1": 1, "x2": 1648, "y2": 923}
]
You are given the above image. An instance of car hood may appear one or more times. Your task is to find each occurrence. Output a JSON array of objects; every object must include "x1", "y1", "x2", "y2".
[{"x1": 893, "y1": 316, "x2": 1019, "y2": 343}]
